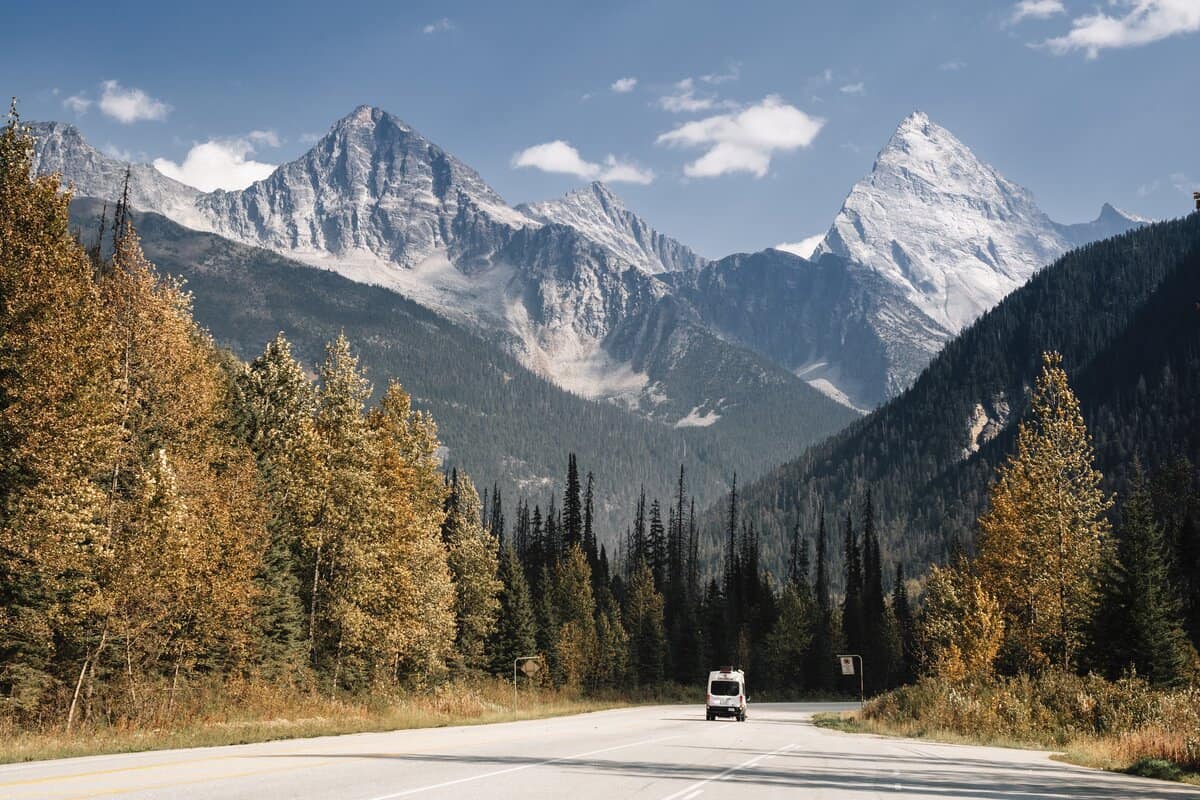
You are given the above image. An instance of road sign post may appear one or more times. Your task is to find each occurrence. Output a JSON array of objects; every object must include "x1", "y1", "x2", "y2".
[
  {"x1": 837, "y1": 654, "x2": 864, "y2": 709},
  {"x1": 513, "y1": 655, "x2": 542, "y2": 716}
]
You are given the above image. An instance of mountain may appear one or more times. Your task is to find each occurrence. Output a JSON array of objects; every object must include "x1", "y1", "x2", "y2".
[
  {"x1": 668, "y1": 249, "x2": 948, "y2": 408},
  {"x1": 517, "y1": 181, "x2": 707, "y2": 274},
  {"x1": 31, "y1": 109, "x2": 852, "y2": 449},
  {"x1": 799, "y1": 111, "x2": 1146, "y2": 405},
  {"x1": 66, "y1": 197, "x2": 855, "y2": 540},
  {"x1": 29, "y1": 121, "x2": 201, "y2": 223},
  {"x1": 715, "y1": 211, "x2": 1200, "y2": 586}
]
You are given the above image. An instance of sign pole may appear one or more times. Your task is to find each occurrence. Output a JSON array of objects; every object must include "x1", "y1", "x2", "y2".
[
  {"x1": 513, "y1": 655, "x2": 542, "y2": 716},
  {"x1": 837, "y1": 653, "x2": 865, "y2": 710}
]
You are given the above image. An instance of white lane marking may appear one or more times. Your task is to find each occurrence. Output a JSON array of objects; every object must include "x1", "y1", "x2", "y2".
[
  {"x1": 361, "y1": 732, "x2": 685, "y2": 800},
  {"x1": 659, "y1": 743, "x2": 797, "y2": 800},
  {"x1": 680, "y1": 790, "x2": 703, "y2": 800}
]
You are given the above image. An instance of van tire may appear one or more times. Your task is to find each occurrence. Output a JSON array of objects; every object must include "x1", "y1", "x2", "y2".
[
  {"x1": 706, "y1": 712, "x2": 714, "y2": 721},
  {"x1": 737, "y1": 712, "x2": 746, "y2": 722}
]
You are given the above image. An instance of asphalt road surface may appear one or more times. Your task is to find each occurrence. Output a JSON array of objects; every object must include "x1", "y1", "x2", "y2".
[{"x1": 2, "y1": 702, "x2": 1198, "y2": 799}]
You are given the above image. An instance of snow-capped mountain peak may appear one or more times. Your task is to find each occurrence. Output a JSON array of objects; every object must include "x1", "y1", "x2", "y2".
[
  {"x1": 194, "y1": 105, "x2": 537, "y2": 271},
  {"x1": 518, "y1": 181, "x2": 706, "y2": 274},
  {"x1": 814, "y1": 111, "x2": 1142, "y2": 335}
]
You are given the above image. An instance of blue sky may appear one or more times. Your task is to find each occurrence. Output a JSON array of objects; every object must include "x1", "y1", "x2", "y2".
[{"x1": 5, "y1": 0, "x2": 1198, "y2": 257}]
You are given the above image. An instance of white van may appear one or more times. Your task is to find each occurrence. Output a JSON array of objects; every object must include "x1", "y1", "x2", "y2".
[{"x1": 705, "y1": 667, "x2": 747, "y2": 721}]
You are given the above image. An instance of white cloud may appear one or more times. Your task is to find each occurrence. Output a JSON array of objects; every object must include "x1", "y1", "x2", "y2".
[
  {"x1": 422, "y1": 17, "x2": 454, "y2": 34},
  {"x1": 611, "y1": 77, "x2": 638, "y2": 93},
  {"x1": 98, "y1": 80, "x2": 170, "y2": 124},
  {"x1": 246, "y1": 129, "x2": 281, "y2": 148},
  {"x1": 938, "y1": 59, "x2": 967, "y2": 71},
  {"x1": 839, "y1": 82, "x2": 866, "y2": 95},
  {"x1": 655, "y1": 95, "x2": 825, "y2": 179},
  {"x1": 62, "y1": 94, "x2": 91, "y2": 115},
  {"x1": 774, "y1": 234, "x2": 825, "y2": 259},
  {"x1": 1041, "y1": 0, "x2": 1200, "y2": 57},
  {"x1": 658, "y1": 78, "x2": 718, "y2": 113},
  {"x1": 152, "y1": 137, "x2": 277, "y2": 191},
  {"x1": 1010, "y1": 0, "x2": 1065, "y2": 24},
  {"x1": 511, "y1": 140, "x2": 654, "y2": 184}
]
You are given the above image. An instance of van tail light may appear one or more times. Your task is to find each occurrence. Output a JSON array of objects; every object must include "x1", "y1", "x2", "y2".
[
  {"x1": 706, "y1": 694, "x2": 712, "y2": 704},
  {"x1": 738, "y1": 694, "x2": 744, "y2": 704}
]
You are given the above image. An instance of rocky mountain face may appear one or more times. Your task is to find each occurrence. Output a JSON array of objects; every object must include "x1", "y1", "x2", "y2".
[
  {"x1": 29, "y1": 121, "x2": 201, "y2": 223},
  {"x1": 30, "y1": 107, "x2": 1145, "y2": 417},
  {"x1": 30, "y1": 107, "x2": 852, "y2": 454},
  {"x1": 814, "y1": 111, "x2": 1145, "y2": 336},
  {"x1": 780, "y1": 111, "x2": 1148, "y2": 405},
  {"x1": 518, "y1": 182, "x2": 707, "y2": 275}
]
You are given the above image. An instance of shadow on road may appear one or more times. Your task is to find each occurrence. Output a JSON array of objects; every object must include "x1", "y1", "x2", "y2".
[{"x1": 250, "y1": 746, "x2": 1200, "y2": 799}]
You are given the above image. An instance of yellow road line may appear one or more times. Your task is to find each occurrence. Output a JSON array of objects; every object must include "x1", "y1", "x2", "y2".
[{"x1": 57, "y1": 757, "x2": 342, "y2": 800}]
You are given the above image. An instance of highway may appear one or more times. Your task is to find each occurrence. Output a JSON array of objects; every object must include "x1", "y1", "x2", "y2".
[{"x1": 1, "y1": 702, "x2": 1198, "y2": 799}]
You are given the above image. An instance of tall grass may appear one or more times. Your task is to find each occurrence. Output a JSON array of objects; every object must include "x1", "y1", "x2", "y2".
[
  {"x1": 0, "y1": 675, "x2": 626, "y2": 765},
  {"x1": 817, "y1": 672, "x2": 1200, "y2": 784}
]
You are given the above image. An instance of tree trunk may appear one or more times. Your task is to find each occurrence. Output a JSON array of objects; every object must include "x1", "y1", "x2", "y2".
[{"x1": 66, "y1": 623, "x2": 108, "y2": 733}]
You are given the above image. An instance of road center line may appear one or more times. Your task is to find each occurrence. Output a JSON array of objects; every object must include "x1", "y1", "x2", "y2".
[
  {"x1": 658, "y1": 742, "x2": 797, "y2": 800},
  {"x1": 361, "y1": 732, "x2": 686, "y2": 800}
]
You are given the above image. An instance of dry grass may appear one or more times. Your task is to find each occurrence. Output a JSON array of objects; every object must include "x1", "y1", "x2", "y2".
[
  {"x1": 0, "y1": 677, "x2": 627, "y2": 765},
  {"x1": 813, "y1": 673, "x2": 1200, "y2": 786}
]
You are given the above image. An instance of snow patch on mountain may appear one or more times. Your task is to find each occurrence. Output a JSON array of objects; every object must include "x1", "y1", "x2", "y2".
[{"x1": 674, "y1": 404, "x2": 722, "y2": 428}]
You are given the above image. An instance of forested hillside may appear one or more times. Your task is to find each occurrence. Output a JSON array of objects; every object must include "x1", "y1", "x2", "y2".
[
  {"x1": 715, "y1": 212, "x2": 1200, "y2": 586},
  {"x1": 67, "y1": 199, "x2": 856, "y2": 542}
]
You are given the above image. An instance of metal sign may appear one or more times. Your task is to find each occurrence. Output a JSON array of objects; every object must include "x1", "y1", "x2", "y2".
[
  {"x1": 840, "y1": 656, "x2": 855, "y2": 676},
  {"x1": 521, "y1": 659, "x2": 541, "y2": 676}
]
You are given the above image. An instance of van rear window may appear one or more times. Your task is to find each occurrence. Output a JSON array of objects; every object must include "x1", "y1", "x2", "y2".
[{"x1": 709, "y1": 680, "x2": 740, "y2": 696}]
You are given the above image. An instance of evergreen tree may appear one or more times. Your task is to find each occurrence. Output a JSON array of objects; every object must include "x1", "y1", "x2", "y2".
[
  {"x1": 488, "y1": 546, "x2": 538, "y2": 674},
  {"x1": 892, "y1": 564, "x2": 916, "y2": 685},
  {"x1": 806, "y1": 513, "x2": 835, "y2": 692},
  {"x1": 648, "y1": 499, "x2": 667, "y2": 590},
  {"x1": 841, "y1": 512, "x2": 864, "y2": 656},
  {"x1": 624, "y1": 561, "x2": 666, "y2": 685},
  {"x1": 583, "y1": 472, "x2": 596, "y2": 566},
  {"x1": 1091, "y1": 466, "x2": 1192, "y2": 686},
  {"x1": 563, "y1": 454, "x2": 582, "y2": 551},
  {"x1": 238, "y1": 334, "x2": 322, "y2": 678}
]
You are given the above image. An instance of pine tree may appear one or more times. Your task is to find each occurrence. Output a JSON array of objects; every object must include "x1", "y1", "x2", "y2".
[
  {"x1": 648, "y1": 499, "x2": 667, "y2": 590},
  {"x1": 488, "y1": 546, "x2": 538, "y2": 674},
  {"x1": 765, "y1": 582, "x2": 815, "y2": 692},
  {"x1": 892, "y1": 564, "x2": 916, "y2": 685},
  {"x1": 238, "y1": 334, "x2": 322, "y2": 679},
  {"x1": 625, "y1": 561, "x2": 666, "y2": 685},
  {"x1": 583, "y1": 472, "x2": 596, "y2": 566},
  {"x1": 1091, "y1": 466, "x2": 1192, "y2": 686},
  {"x1": 977, "y1": 352, "x2": 1111, "y2": 671},
  {"x1": 806, "y1": 512, "x2": 835, "y2": 692},
  {"x1": 563, "y1": 454, "x2": 582, "y2": 551},
  {"x1": 841, "y1": 512, "x2": 864, "y2": 656}
]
